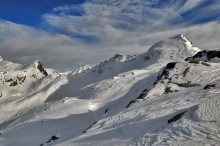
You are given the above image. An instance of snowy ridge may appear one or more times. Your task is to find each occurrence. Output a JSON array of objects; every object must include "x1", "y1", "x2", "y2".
[
  {"x1": 0, "y1": 60, "x2": 68, "y2": 124},
  {"x1": 92, "y1": 34, "x2": 200, "y2": 78},
  {"x1": 1, "y1": 35, "x2": 220, "y2": 146},
  {"x1": 91, "y1": 54, "x2": 136, "y2": 76},
  {"x1": 72, "y1": 65, "x2": 92, "y2": 74}
]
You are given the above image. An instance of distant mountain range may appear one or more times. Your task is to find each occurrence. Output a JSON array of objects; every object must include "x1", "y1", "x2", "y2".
[{"x1": 0, "y1": 35, "x2": 220, "y2": 146}]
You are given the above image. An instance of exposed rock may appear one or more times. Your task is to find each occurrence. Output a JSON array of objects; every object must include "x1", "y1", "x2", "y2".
[
  {"x1": 164, "y1": 87, "x2": 177, "y2": 94},
  {"x1": 126, "y1": 100, "x2": 136, "y2": 108},
  {"x1": 207, "y1": 51, "x2": 220, "y2": 60},
  {"x1": 204, "y1": 84, "x2": 216, "y2": 89},
  {"x1": 168, "y1": 111, "x2": 186, "y2": 124},
  {"x1": 186, "y1": 50, "x2": 220, "y2": 62},
  {"x1": 105, "y1": 108, "x2": 109, "y2": 113},
  {"x1": 200, "y1": 62, "x2": 211, "y2": 66},
  {"x1": 189, "y1": 60, "x2": 199, "y2": 64},
  {"x1": 166, "y1": 62, "x2": 176, "y2": 69},
  {"x1": 137, "y1": 89, "x2": 148, "y2": 99},
  {"x1": 35, "y1": 61, "x2": 48, "y2": 76},
  {"x1": 176, "y1": 81, "x2": 197, "y2": 88},
  {"x1": 46, "y1": 135, "x2": 59, "y2": 143},
  {"x1": 183, "y1": 67, "x2": 190, "y2": 77},
  {"x1": 5, "y1": 78, "x2": 13, "y2": 82},
  {"x1": 157, "y1": 62, "x2": 176, "y2": 81},
  {"x1": 9, "y1": 80, "x2": 18, "y2": 86},
  {"x1": 83, "y1": 122, "x2": 97, "y2": 134}
]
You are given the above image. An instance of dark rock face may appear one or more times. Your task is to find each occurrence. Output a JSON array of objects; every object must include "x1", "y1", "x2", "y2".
[
  {"x1": 186, "y1": 50, "x2": 220, "y2": 61},
  {"x1": 168, "y1": 111, "x2": 186, "y2": 124},
  {"x1": 166, "y1": 62, "x2": 176, "y2": 69},
  {"x1": 51, "y1": 135, "x2": 59, "y2": 140},
  {"x1": 200, "y1": 62, "x2": 211, "y2": 66},
  {"x1": 137, "y1": 89, "x2": 148, "y2": 99},
  {"x1": 204, "y1": 84, "x2": 216, "y2": 89},
  {"x1": 183, "y1": 67, "x2": 190, "y2": 77},
  {"x1": 163, "y1": 87, "x2": 178, "y2": 94},
  {"x1": 176, "y1": 81, "x2": 197, "y2": 88},
  {"x1": 5, "y1": 78, "x2": 13, "y2": 82},
  {"x1": 193, "y1": 51, "x2": 204, "y2": 59},
  {"x1": 36, "y1": 62, "x2": 48, "y2": 76},
  {"x1": 126, "y1": 100, "x2": 136, "y2": 108},
  {"x1": 83, "y1": 122, "x2": 97, "y2": 134},
  {"x1": 105, "y1": 108, "x2": 109, "y2": 113},
  {"x1": 9, "y1": 80, "x2": 18, "y2": 86},
  {"x1": 126, "y1": 89, "x2": 149, "y2": 108},
  {"x1": 207, "y1": 51, "x2": 219, "y2": 60},
  {"x1": 46, "y1": 135, "x2": 59, "y2": 143},
  {"x1": 189, "y1": 60, "x2": 199, "y2": 64},
  {"x1": 156, "y1": 62, "x2": 176, "y2": 81}
]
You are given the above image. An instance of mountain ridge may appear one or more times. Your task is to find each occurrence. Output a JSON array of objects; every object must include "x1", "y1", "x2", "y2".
[{"x1": 0, "y1": 35, "x2": 220, "y2": 146}]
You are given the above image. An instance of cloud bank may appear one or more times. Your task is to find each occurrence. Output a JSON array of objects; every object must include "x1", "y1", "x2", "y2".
[{"x1": 0, "y1": 0, "x2": 220, "y2": 69}]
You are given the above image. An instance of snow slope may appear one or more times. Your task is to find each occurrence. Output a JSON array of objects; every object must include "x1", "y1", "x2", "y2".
[
  {"x1": 0, "y1": 60, "x2": 68, "y2": 124},
  {"x1": 60, "y1": 56, "x2": 220, "y2": 146},
  {"x1": 1, "y1": 35, "x2": 220, "y2": 146}
]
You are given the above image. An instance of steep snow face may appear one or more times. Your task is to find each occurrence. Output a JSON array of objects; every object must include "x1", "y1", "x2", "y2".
[{"x1": 146, "y1": 34, "x2": 201, "y2": 62}]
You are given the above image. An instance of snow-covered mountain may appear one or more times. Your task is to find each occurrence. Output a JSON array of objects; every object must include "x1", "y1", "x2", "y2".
[
  {"x1": 0, "y1": 59, "x2": 67, "y2": 124},
  {"x1": 0, "y1": 35, "x2": 220, "y2": 146}
]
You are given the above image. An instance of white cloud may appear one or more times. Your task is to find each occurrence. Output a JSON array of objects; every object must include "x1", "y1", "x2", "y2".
[
  {"x1": 0, "y1": 0, "x2": 220, "y2": 69},
  {"x1": 42, "y1": 0, "x2": 220, "y2": 49},
  {"x1": 180, "y1": 0, "x2": 204, "y2": 12},
  {"x1": 0, "y1": 21, "x2": 99, "y2": 66}
]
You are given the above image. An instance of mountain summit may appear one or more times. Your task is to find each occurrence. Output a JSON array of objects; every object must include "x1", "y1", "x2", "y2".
[{"x1": 146, "y1": 34, "x2": 201, "y2": 62}]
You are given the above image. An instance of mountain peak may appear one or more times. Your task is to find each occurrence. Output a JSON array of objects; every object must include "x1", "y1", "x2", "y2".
[
  {"x1": 34, "y1": 60, "x2": 40, "y2": 66},
  {"x1": 146, "y1": 34, "x2": 201, "y2": 62},
  {"x1": 170, "y1": 34, "x2": 193, "y2": 45},
  {"x1": 33, "y1": 60, "x2": 48, "y2": 76},
  {"x1": 171, "y1": 34, "x2": 185, "y2": 40}
]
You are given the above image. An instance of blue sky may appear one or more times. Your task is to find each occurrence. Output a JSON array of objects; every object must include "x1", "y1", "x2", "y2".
[
  {"x1": 0, "y1": 0, "x2": 219, "y2": 69},
  {"x1": 0, "y1": 0, "x2": 86, "y2": 26}
]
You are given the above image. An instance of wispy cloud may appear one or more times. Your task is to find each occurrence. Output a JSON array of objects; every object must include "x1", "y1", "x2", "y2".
[{"x1": 0, "y1": 0, "x2": 219, "y2": 69}]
